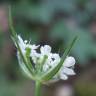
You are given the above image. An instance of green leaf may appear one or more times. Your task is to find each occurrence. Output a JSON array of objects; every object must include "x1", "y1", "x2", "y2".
[{"x1": 41, "y1": 36, "x2": 78, "y2": 82}]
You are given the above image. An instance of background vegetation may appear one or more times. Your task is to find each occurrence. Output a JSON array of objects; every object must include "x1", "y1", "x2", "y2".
[{"x1": 0, "y1": 0, "x2": 96, "y2": 96}]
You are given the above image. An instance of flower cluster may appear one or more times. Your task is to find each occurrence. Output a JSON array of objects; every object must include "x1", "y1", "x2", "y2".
[{"x1": 17, "y1": 35, "x2": 76, "y2": 82}]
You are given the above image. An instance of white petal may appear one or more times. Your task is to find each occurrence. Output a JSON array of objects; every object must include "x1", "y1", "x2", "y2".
[
  {"x1": 26, "y1": 44, "x2": 39, "y2": 50},
  {"x1": 18, "y1": 35, "x2": 24, "y2": 45},
  {"x1": 60, "y1": 73, "x2": 68, "y2": 80},
  {"x1": 40, "y1": 45, "x2": 51, "y2": 55},
  {"x1": 32, "y1": 57, "x2": 37, "y2": 63},
  {"x1": 50, "y1": 53, "x2": 61, "y2": 66},
  {"x1": 18, "y1": 35, "x2": 24, "y2": 44},
  {"x1": 43, "y1": 64, "x2": 49, "y2": 72},
  {"x1": 63, "y1": 56, "x2": 75, "y2": 67},
  {"x1": 24, "y1": 40, "x2": 28, "y2": 43},
  {"x1": 31, "y1": 44, "x2": 40, "y2": 49},
  {"x1": 17, "y1": 35, "x2": 26, "y2": 54},
  {"x1": 52, "y1": 53, "x2": 60, "y2": 60},
  {"x1": 30, "y1": 50, "x2": 40, "y2": 63},
  {"x1": 62, "y1": 67, "x2": 76, "y2": 75}
]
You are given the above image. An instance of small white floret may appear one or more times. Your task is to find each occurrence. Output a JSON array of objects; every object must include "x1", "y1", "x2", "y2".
[{"x1": 63, "y1": 56, "x2": 75, "y2": 67}]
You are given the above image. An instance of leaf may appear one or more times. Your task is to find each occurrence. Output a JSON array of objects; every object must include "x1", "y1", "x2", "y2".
[{"x1": 40, "y1": 36, "x2": 77, "y2": 82}]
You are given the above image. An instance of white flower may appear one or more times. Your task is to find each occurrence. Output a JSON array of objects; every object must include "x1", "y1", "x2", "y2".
[
  {"x1": 59, "y1": 56, "x2": 76, "y2": 80},
  {"x1": 16, "y1": 35, "x2": 76, "y2": 82},
  {"x1": 30, "y1": 50, "x2": 40, "y2": 64},
  {"x1": 51, "y1": 53, "x2": 61, "y2": 65},
  {"x1": 40, "y1": 45, "x2": 61, "y2": 72},
  {"x1": 46, "y1": 56, "x2": 76, "y2": 83},
  {"x1": 43, "y1": 53, "x2": 61, "y2": 71},
  {"x1": 63, "y1": 56, "x2": 75, "y2": 67},
  {"x1": 17, "y1": 35, "x2": 39, "y2": 55},
  {"x1": 40, "y1": 45, "x2": 51, "y2": 56},
  {"x1": 17, "y1": 35, "x2": 40, "y2": 66}
]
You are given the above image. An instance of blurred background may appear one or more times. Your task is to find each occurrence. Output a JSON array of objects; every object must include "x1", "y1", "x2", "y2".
[{"x1": 0, "y1": 0, "x2": 96, "y2": 96}]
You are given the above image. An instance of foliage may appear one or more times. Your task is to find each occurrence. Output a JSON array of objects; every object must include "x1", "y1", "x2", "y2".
[
  {"x1": 0, "y1": 0, "x2": 96, "y2": 96},
  {"x1": 76, "y1": 83, "x2": 96, "y2": 96},
  {"x1": 10, "y1": 0, "x2": 96, "y2": 64}
]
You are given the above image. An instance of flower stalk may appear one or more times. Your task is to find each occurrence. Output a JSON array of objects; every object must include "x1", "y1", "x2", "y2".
[{"x1": 35, "y1": 81, "x2": 41, "y2": 96}]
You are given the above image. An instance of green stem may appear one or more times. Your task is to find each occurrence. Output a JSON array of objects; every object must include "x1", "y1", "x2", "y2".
[{"x1": 35, "y1": 81, "x2": 41, "y2": 96}]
